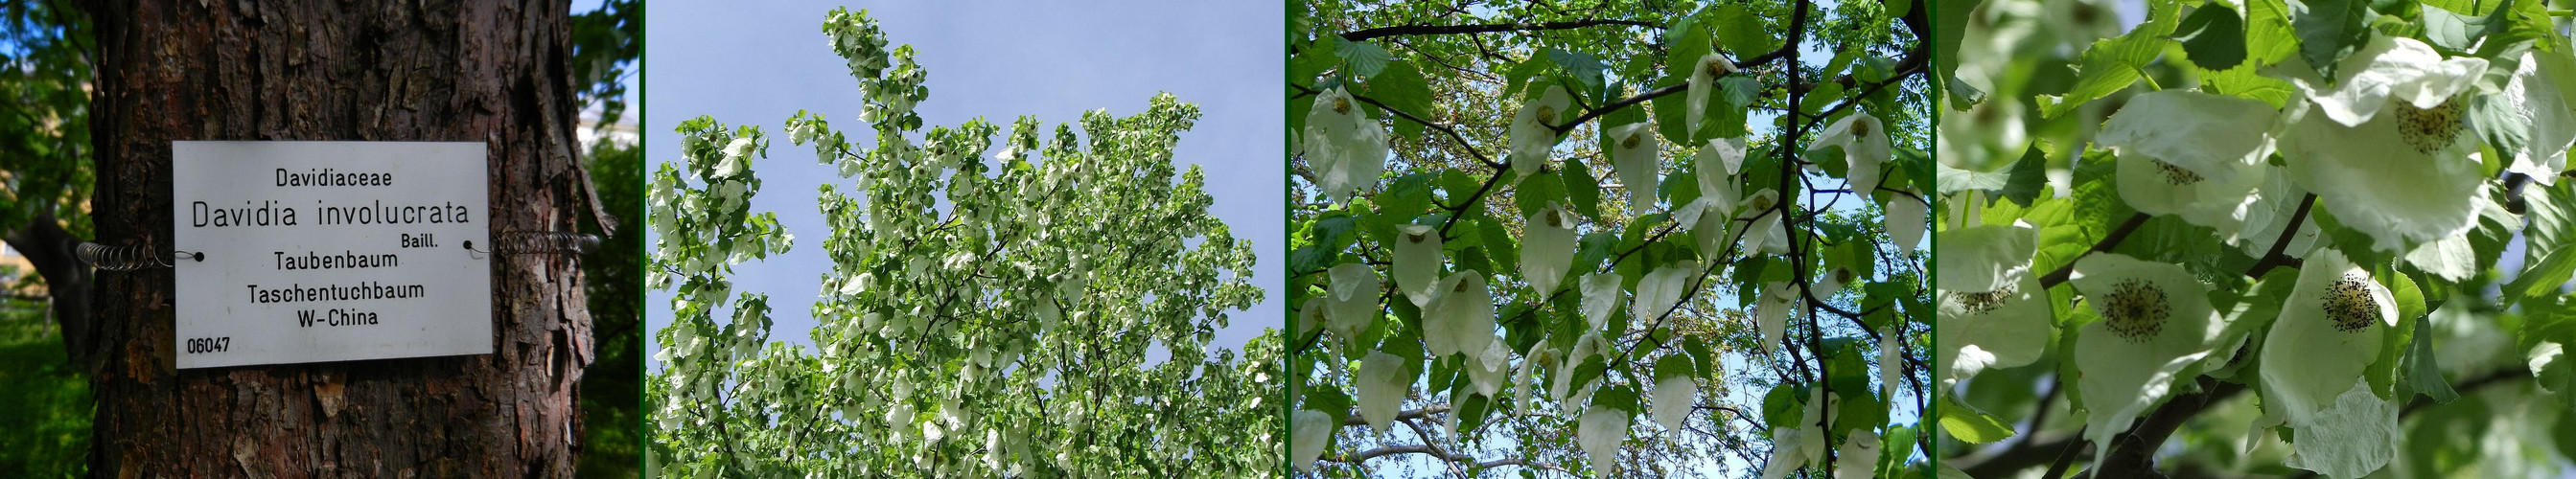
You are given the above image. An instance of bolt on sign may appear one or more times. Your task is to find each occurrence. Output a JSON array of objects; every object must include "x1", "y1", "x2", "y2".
[{"x1": 171, "y1": 142, "x2": 493, "y2": 369}]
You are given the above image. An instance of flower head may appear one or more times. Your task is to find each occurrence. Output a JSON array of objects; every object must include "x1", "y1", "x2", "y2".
[
  {"x1": 1522, "y1": 203, "x2": 1579, "y2": 295},
  {"x1": 1935, "y1": 221, "x2": 2051, "y2": 385},
  {"x1": 1393, "y1": 224, "x2": 1445, "y2": 307},
  {"x1": 1686, "y1": 53, "x2": 1738, "y2": 130},
  {"x1": 1696, "y1": 136, "x2": 1750, "y2": 215},
  {"x1": 1425, "y1": 271, "x2": 1496, "y2": 358},
  {"x1": 1815, "y1": 112, "x2": 1891, "y2": 194},
  {"x1": 2069, "y1": 253, "x2": 2224, "y2": 466},
  {"x1": 2279, "y1": 35, "x2": 2489, "y2": 252},
  {"x1": 1326, "y1": 262, "x2": 1381, "y2": 340},
  {"x1": 1610, "y1": 123, "x2": 1662, "y2": 214},
  {"x1": 1358, "y1": 349, "x2": 1408, "y2": 434},
  {"x1": 1511, "y1": 85, "x2": 1572, "y2": 176},
  {"x1": 1304, "y1": 86, "x2": 1390, "y2": 203},
  {"x1": 2259, "y1": 248, "x2": 2395, "y2": 426}
]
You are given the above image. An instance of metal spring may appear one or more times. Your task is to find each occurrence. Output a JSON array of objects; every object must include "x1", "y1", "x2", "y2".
[
  {"x1": 465, "y1": 231, "x2": 602, "y2": 256},
  {"x1": 76, "y1": 242, "x2": 201, "y2": 271}
]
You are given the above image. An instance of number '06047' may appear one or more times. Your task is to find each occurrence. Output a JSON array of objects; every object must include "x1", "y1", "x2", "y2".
[{"x1": 185, "y1": 336, "x2": 230, "y2": 354}]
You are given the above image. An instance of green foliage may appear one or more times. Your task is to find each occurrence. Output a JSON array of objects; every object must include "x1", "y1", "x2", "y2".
[
  {"x1": 1291, "y1": 0, "x2": 1930, "y2": 476},
  {"x1": 0, "y1": 295, "x2": 88, "y2": 478},
  {"x1": 1940, "y1": 0, "x2": 2576, "y2": 476},
  {"x1": 646, "y1": 9, "x2": 1273, "y2": 477}
]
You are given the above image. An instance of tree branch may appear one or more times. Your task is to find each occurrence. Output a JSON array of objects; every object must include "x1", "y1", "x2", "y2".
[
  {"x1": 2, "y1": 209, "x2": 93, "y2": 364},
  {"x1": 1338, "y1": 19, "x2": 1658, "y2": 43}
]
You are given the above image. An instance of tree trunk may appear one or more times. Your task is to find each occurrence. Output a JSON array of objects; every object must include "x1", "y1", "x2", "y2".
[{"x1": 81, "y1": 1, "x2": 595, "y2": 477}]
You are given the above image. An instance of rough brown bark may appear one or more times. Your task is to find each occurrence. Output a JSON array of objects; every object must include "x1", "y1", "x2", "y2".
[{"x1": 80, "y1": 1, "x2": 594, "y2": 477}]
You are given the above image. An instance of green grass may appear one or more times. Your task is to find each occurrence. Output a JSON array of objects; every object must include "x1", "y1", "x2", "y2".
[{"x1": 0, "y1": 298, "x2": 91, "y2": 478}]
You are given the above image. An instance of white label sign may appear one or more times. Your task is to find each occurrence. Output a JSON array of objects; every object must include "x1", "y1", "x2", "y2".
[{"x1": 172, "y1": 141, "x2": 492, "y2": 368}]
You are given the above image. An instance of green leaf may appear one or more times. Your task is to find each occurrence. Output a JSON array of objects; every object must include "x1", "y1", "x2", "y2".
[
  {"x1": 2421, "y1": 4, "x2": 2488, "y2": 53},
  {"x1": 1379, "y1": 172, "x2": 1438, "y2": 219},
  {"x1": 1334, "y1": 37, "x2": 1391, "y2": 79},
  {"x1": 2515, "y1": 184, "x2": 2576, "y2": 302},
  {"x1": 1545, "y1": 47, "x2": 1607, "y2": 94},
  {"x1": 1564, "y1": 158, "x2": 1604, "y2": 220},
  {"x1": 1364, "y1": 60, "x2": 1435, "y2": 141},
  {"x1": 1516, "y1": 171, "x2": 1567, "y2": 218},
  {"x1": 1938, "y1": 398, "x2": 2016, "y2": 444},
  {"x1": 2289, "y1": 0, "x2": 2374, "y2": 80},
  {"x1": 2245, "y1": 0, "x2": 2301, "y2": 65},
  {"x1": 2174, "y1": 2, "x2": 2249, "y2": 71},
  {"x1": 2400, "y1": 311, "x2": 2461, "y2": 403},
  {"x1": 1999, "y1": 146, "x2": 2050, "y2": 207},
  {"x1": 2035, "y1": 1, "x2": 2180, "y2": 117},
  {"x1": 1938, "y1": 0, "x2": 1987, "y2": 107},
  {"x1": 1303, "y1": 384, "x2": 1357, "y2": 432},
  {"x1": 1664, "y1": 14, "x2": 1715, "y2": 81},
  {"x1": 1713, "y1": 3, "x2": 1777, "y2": 57}
]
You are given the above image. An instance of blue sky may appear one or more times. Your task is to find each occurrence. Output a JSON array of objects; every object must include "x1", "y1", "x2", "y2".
[{"x1": 640, "y1": 1, "x2": 1283, "y2": 365}]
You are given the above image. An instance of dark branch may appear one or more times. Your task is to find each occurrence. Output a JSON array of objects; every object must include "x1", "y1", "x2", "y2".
[{"x1": 1338, "y1": 19, "x2": 1657, "y2": 42}]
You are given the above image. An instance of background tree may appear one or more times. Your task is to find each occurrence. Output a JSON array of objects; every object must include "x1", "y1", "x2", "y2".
[
  {"x1": 570, "y1": 0, "x2": 643, "y2": 476},
  {"x1": 1936, "y1": 0, "x2": 2576, "y2": 477},
  {"x1": 644, "y1": 8, "x2": 1276, "y2": 477},
  {"x1": 1288, "y1": 0, "x2": 1932, "y2": 477}
]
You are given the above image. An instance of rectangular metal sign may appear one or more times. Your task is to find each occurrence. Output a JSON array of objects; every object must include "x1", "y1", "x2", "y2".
[{"x1": 172, "y1": 141, "x2": 492, "y2": 368}]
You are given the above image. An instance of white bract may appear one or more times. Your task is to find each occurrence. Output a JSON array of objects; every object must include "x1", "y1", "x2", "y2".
[
  {"x1": 2259, "y1": 248, "x2": 2395, "y2": 427},
  {"x1": 1555, "y1": 333, "x2": 1609, "y2": 411},
  {"x1": 1696, "y1": 136, "x2": 1749, "y2": 215},
  {"x1": 1425, "y1": 271, "x2": 1495, "y2": 359},
  {"x1": 1303, "y1": 86, "x2": 1390, "y2": 203},
  {"x1": 1935, "y1": 221, "x2": 2051, "y2": 385},
  {"x1": 1578, "y1": 405, "x2": 1629, "y2": 478},
  {"x1": 1740, "y1": 189, "x2": 1788, "y2": 255},
  {"x1": 1887, "y1": 194, "x2": 1926, "y2": 255},
  {"x1": 2098, "y1": 90, "x2": 2271, "y2": 236},
  {"x1": 1610, "y1": 123, "x2": 1662, "y2": 213},
  {"x1": 1580, "y1": 273, "x2": 1623, "y2": 330},
  {"x1": 1393, "y1": 224, "x2": 1445, "y2": 307},
  {"x1": 1651, "y1": 369, "x2": 1696, "y2": 439},
  {"x1": 1815, "y1": 112, "x2": 1891, "y2": 194},
  {"x1": 1469, "y1": 339, "x2": 1511, "y2": 398},
  {"x1": 2069, "y1": 253, "x2": 2224, "y2": 467},
  {"x1": 1326, "y1": 262, "x2": 1381, "y2": 341},
  {"x1": 2279, "y1": 34, "x2": 2490, "y2": 253},
  {"x1": 1881, "y1": 324, "x2": 1903, "y2": 399},
  {"x1": 1511, "y1": 85, "x2": 1572, "y2": 176},
  {"x1": 1633, "y1": 262, "x2": 1694, "y2": 326},
  {"x1": 2281, "y1": 379, "x2": 2401, "y2": 478},
  {"x1": 1358, "y1": 350, "x2": 1408, "y2": 435},
  {"x1": 1683, "y1": 196, "x2": 1735, "y2": 262},
  {"x1": 1686, "y1": 53, "x2": 1737, "y2": 130},
  {"x1": 1521, "y1": 203, "x2": 1579, "y2": 295},
  {"x1": 1835, "y1": 430, "x2": 1881, "y2": 479},
  {"x1": 1755, "y1": 281, "x2": 1796, "y2": 353}
]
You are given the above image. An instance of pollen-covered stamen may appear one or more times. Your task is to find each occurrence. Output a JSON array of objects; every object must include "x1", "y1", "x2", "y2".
[
  {"x1": 1454, "y1": 279, "x2": 1473, "y2": 293},
  {"x1": 1622, "y1": 131, "x2": 1643, "y2": 149},
  {"x1": 2155, "y1": 161, "x2": 2203, "y2": 185},
  {"x1": 1333, "y1": 97, "x2": 1353, "y2": 115},
  {"x1": 1405, "y1": 231, "x2": 1429, "y2": 244},
  {"x1": 1954, "y1": 285, "x2": 2017, "y2": 314},
  {"x1": 2324, "y1": 274, "x2": 2379, "y2": 332},
  {"x1": 2395, "y1": 98, "x2": 2468, "y2": 154},
  {"x1": 1544, "y1": 209, "x2": 1564, "y2": 228},
  {"x1": 1706, "y1": 59, "x2": 1730, "y2": 79},
  {"x1": 1537, "y1": 105, "x2": 1559, "y2": 126},
  {"x1": 2100, "y1": 279, "x2": 2170, "y2": 342},
  {"x1": 1852, "y1": 118, "x2": 1872, "y2": 137}
]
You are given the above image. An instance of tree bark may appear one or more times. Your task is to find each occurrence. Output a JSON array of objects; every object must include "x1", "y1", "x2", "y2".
[{"x1": 81, "y1": 1, "x2": 594, "y2": 477}]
